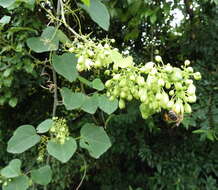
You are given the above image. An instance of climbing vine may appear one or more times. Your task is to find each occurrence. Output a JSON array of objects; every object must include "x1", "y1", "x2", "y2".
[{"x1": 0, "y1": 0, "x2": 203, "y2": 189}]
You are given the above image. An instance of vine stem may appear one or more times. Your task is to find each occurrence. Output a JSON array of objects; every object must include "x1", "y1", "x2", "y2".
[{"x1": 75, "y1": 153, "x2": 87, "y2": 190}]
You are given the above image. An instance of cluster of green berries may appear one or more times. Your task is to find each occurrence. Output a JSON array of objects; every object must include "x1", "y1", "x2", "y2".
[
  {"x1": 105, "y1": 55, "x2": 201, "y2": 119},
  {"x1": 68, "y1": 38, "x2": 116, "y2": 72},
  {"x1": 37, "y1": 135, "x2": 48, "y2": 162},
  {"x1": 67, "y1": 37, "x2": 201, "y2": 120},
  {"x1": 50, "y1": 117, "x2": 69, "y2": 144}
]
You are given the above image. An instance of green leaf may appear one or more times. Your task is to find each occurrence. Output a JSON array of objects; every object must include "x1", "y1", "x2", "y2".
[
  {"x1": 150, "y1": 14, "x2": 157, "y2": 24},
  {"x1": 52, "y1": 53, "x2": 78, "y2": 82},
  {"x1": 81, "y1": 0, "x2": 90, "y2": 6},
  {"x1": 1, "y1": 159, "x2": 22, "y2": 178},
  {"x1": 47, "y1": 137, "x2": 77, "y2": 163},
  {"x1": 3, "y1": 176, "x2": 29, "y2": 190},
  {"x1": 31, "y1": 165, "x2": 52, "y2": 185},
  {"x1": 98, "y1": 95, "x2": 118, "y2": 114},
  {"x1": 60, "y1": 87, "x2": 86, "y2": 110},
  {"x1": 7, "y1": 125, "x2": 40, "y2": 154},
  {"x1": 79, "y1": 0, "x2": 110, "y2": 31},
  {"x1": 91, "y1": 78, "x2": 104, "y2": 91},
  {"x1": 9, "y1": 98, "x2": 18, "y2": 107},
  {"x1": 0, "y1": 0, "x2": 15, "y2": 8},
  {"x1": 36, "y1": 119, "x2": 53, "y2": 134},
  {"x1": 81, "y1": 95, "x2": 98, "y2": 114},
  {"x1": 80, "y1": 123, "x2": 111, "y2": 158},
  {"x1": 0, "y1": 16, "x2": 11, "y2": 25},
  {"x1": 26, "y1": 26, "x2": 59, "y2": 53},
  {"x1": 56, "y1": 30, "x2": 71, "y2": 44}
]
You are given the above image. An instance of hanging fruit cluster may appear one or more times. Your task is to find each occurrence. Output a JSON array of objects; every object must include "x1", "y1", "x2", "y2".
[{"x1": 67, "y1": 38, "x2": 201, "y2": 119}]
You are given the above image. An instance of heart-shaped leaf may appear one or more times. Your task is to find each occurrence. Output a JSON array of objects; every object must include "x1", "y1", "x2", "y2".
[
  {"x1": 36, "y1": 119, "x2": 53, "y2": 134},
  {"x1": 91, "y1": 78, "x2": 104, "y2": 91},
  {"x1": 98, "y1": 95, "x2": 118, "y2": 114},
  {"x1": 60, "y1": 87, "x2": 86, "y2": 110},
  {"x1": 27, "y1": 26, "x2": 59, "y2": 53},
  {"x1": 1, "y1": 159, "x2": 22, "y2": 178},
  {"x1": 31, "y1": 165, "x2": 52, "y2": 185},
  {"x1": 3, "y1": 176, "x2": 29, "y2": 190},
  {"x1": 52, "y1": 53, "x2": 78, "y2": 82},
  {"x1": 79, "y1": 0, "x2": 110, "y2": 31},
  {"x1": 7, "y1": 125, "x2": 40, "y2": 154},
  {"x1": 80, "y1": 123, "x2": 111, "y2": 159},
  {"x1": 81, "y1": 95, "x2": 98, "y2": 114},
  {"x1": 47, "y1": 137, "x2": 77, "y2": 163}
]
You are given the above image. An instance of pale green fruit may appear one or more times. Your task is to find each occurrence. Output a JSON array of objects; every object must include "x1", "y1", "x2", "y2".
[
  {"x1": 172, "y1": 68, "x2": 183, "y2": 81},
  {"x1": 120, "y1": 91, "x2": 127, "y2": 99},
  {"x1": 187, "y1": 67, "x2": 194, "y2": 73},
  {"x1": 104, "y1": 70, "x2": 110, "y2": 75},
  {"x1": 119, "y1": 99, "x2": 125, "y2": 109},
  {"x1": 113, "y1": 74, "x2": 121, "y2": 80},
  {"x1": 140, "y1": 94, "x2": 147, "y2": 102},
  {"x1": 164, "y1": 64, "x2": 173, "y2": 73},
  {"x1": 136, "y1": 76, "x2": 145, "y2": 86},
  {"x1": 158, "y1": 79, "x2": 165, "y2": 87},
  {"x1": 127, "y1": 94, "x2": 133, "y2": 101},
  {"x1": 105, "y1": 80, "x2": 112, "y2": 88},
  {"x1": 150, "y1": 68, "x2": 158, "y2": 75},
  {"x1": 173, "y1": 102, "x2": 181, "y2": 114},
  {"x1": 175, "y1": 83, "x2": 183, "y2": 90},
  {"x1": 187, "y1": 84, "x2": 196, "y2": 95},
  {"x1": 140, "y1": 62, "x2": 155, "y2": 73},
  {"x1": 184, "y1": 103, "x2": 192, "y2": 113},
  {"x1": 155, "y1": 93, "x2": 162, "y2": 101},
  {"x1": 78, "y1": 55, "x2": 85, "y2": 64},
  {"x1": 194, "y1": 72, "x2": 202, "y2": 80},
  {"x1": 169, "y1": 90, "x2": 174, "y2": 96},
  {"x1": 109, "y1": 96, "x2": 115, "y2": 101},
  {"x1": 129, "y1": 74, "x2": 136, "y2": 81},
  {"x1": 155, "y1": 55, "x2": 162, "y2": 62},
  {"x1": 187, "y1": 95, "x2": 196, "y2": 103},
  {"x1": 119, "y1": 79, "x2": 127, "y2": 87},
  {"x1": 185, "y1": 79, "x2": 193, "y2": 85},
  {"x1": 184, "y1": 60, "x2": 190, "y2": 66},
  {"x1": 167, "y1": 100, "x2": 174, "y2": 109},
  {"x1": 160, "y1": 93, "x2": 169, "y2": 107},
  {"x1": 165, "y1": 82, "x2": 171, "y2": 89}
]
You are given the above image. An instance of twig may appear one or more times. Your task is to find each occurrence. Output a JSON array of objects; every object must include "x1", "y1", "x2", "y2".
[{"x1": 75, "y1": 153, "x2": 87, "y2": 190}]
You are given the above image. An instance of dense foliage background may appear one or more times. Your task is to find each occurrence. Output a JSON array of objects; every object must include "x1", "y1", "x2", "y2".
[{"x1": 0, "y1": 0, "x2": 218, "y2": 189}]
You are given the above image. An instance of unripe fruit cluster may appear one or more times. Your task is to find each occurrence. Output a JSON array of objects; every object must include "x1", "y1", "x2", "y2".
[
  {"x1": 50, "y1": 117, "x2": 69, "y2": 144},
  {"x1": 105, "y1": 57, "x2": 201, "y2": 119},
  {"x1": 68, "y1": 38, "x2": 116, "y2": 72},
  {"x1": 67, "y1": 37, "x2": 201, "y2": 120}
]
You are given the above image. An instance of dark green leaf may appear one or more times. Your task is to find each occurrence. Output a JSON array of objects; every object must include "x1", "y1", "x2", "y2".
[
  {"x1": 26, "y1": 26, "x2": 59, "y2": 53},
  {"x1": 79, "y1": 0, "x2": 110, "y2": 31},
  {"x1": 31, "y1": 165, "x2": 52, "y2": 185},
  {"x1": 52, "y1": 53, "x2": 78, "y2": 82}
]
